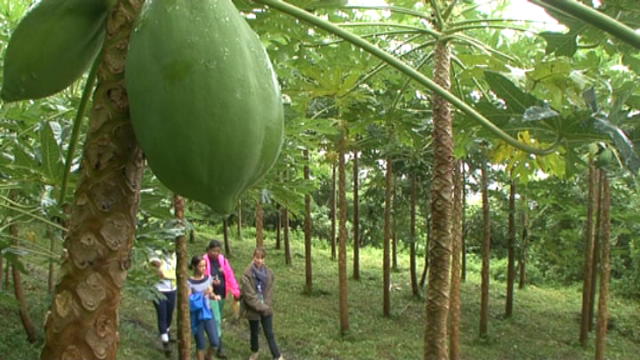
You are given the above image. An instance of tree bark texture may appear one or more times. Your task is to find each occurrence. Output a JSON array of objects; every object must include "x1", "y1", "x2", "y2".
[
  {"x1": 580, "y1": 163, "x2": 598, "y2": 346},
  {"x1": 283, "y1": 206, "x2": 291, "y2": 265},
  {"x1": 41, "y1": 1, "x2": 146, "y2": 358},
  {"x1": 589, "y1": 169, "x2": 603, "y2": 332},
  {"x1": 352, "y1": 150, "x2": 360, "y2": 281},
  {"x1": 255, "y1": 199, "x2": 264, "y2": 248},
  {"x1": 519, "y1": 193, "x2": 529, "y2": 289},
  {"x1": 11, "y1": 223, "x2": 37, "y2": 343},
  {"x1": 330, "y1": 160, "x2": 337, "y2": 260},
  {"x1": 424, "y1": 40, "x2": 454, "y2": 360},
  {"x1": 448, "y1": 161, "x2": 463, "y2": 360},
  {"x1": 595, "y1": 173, "x2": 611, "y2": 360},
  {"x1": 303, "y1": 149, "x2": 313, "y2": 292},
  {"x1": 505, "y1": 179, "x2": 516, "y2": 318},
  {"x1": 174, "y1": 195, "x2": 191, "y2": 360},
  {"x1": 337, "y1": 135, "x2": 349, "y2": 334},
  {"x1": 410, "y1": 175, "x2": 419, "y2": 297},
  {"x1": 479, "y1": 161, "x2": 491, "y2": 338},
  {"x1": 383, "y1": 158, "x2": 393, "y2": 318}
]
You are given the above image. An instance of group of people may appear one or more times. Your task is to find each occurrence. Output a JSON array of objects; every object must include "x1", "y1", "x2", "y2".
[{"x1": 149, "y1": 240, "x2": 283, "y2": 360}]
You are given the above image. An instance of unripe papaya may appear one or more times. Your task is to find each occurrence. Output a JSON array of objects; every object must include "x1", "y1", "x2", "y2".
[
  {"x1": 1, "y1": 0, "x2": 112, "y2": 102},
  {"x1": 126, "y1": 0, "x2": 284, "y2": 214}
]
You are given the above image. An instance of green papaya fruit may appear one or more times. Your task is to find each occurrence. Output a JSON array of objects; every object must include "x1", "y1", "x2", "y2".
[
  {"x1": 126, "y1": 0, "x2": 284, "y2": 214},
  {"x1": 1, "y1": 0, "x2": 111, "y2": 102}
]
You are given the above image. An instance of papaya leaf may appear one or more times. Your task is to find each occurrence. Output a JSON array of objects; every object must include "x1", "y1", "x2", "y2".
[
  {"x1": 594, "y1": 114, "x2": 640, "y2": 174},
  {"x1": 484, "y1": 71, "x2": 540, "y2": 115},
  {"x1": 39, "y1": 121, "x2": 64, "y2": 184},
  {"x1": 539, "y1": 31, "x2": 578, "y2": 57},
  {"x1": 523, "y1": 104, "x2": 559, "y2": 122}
]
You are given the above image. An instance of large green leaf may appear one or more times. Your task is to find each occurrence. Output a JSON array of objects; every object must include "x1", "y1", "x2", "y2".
[
  {"x1": 539, "y1": 31, "x2": 577, "y2": 57},
  {"x1": 484, "y1": 70, "x2": 540, "y2": 115},
  {"x1": 39, "y1": 121, "x2": 63, "y2": 184}
]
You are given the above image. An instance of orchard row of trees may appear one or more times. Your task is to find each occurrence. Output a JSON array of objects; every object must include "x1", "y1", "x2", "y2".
[{"x1": 1, "y1": 0, "x2": 639, "y2": 359}]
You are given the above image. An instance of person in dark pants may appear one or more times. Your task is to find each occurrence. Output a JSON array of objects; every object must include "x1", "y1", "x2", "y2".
[
  {"x1": 189, "y1": 255, "x2": 221, "y2": 360},
  {"x1": 240, "y1": 247, "x2": 284, "y2": 360},
  {"x1": 149, "y1": 251, "x2": 177, "y2": 357}
]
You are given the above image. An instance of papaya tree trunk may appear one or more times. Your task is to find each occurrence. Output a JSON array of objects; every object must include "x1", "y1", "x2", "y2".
[
  {"x1": 47, "y1": 226, "x2": 56, "y2": 294},
  {"x1": 337, "y1": 131, "x2": 349, "y2": 334},
  {"x1": 424, "y1": 40, "x2": 454, "y2": 360},
  {"x1": 303, "y1": 149, "x2": 313, "y2": 292},
  {"x1": 383, "y1": 157, "x2": 393, "y2": 318},
  {"x1": 479, "y1": 161, "x2": 491, "y2": 338},
  {"x1": 223, "y1": 216, "x2": 231, "y2": 255},
  {"x1": 41, "y1": 1, "x2": 146, "y2": 358},
  {"x1": 410, "y1": 175, "x2": 419, "y2": 297},
  {"x1": 174, "y1": 195, "x2": 191, "y2": 360},
  {"x1": 391, "y1": 183, "x2": 398, "y2": 272},
  {"x1": 595, "y1": 172, "x2": 611, "y2": 360},
  {"x1": 353, "y1": 150, "x2": 360, "y2": 281},
  {"x1": 276, "y1": 205, "x2": 281, "y2": 250},
  {"x1": 448, "y1": 160, "x2": 463, "y2": 360},
  {"x1": 420, "y1": 207, "x2": 431, "y2": 289},
  {"x1": 580, "y1": 163, "x2": 598, "y2": 346},
  {"x1": 283, "y1": 206, "x2": 291, "y2": 265},
  {"x1": 589, "y1": 169, "x2": 603, "y2": 332},
  {"x1": 11, "y1": 222, "x2": 37, "y2": 343},
  {"x1": 330, "y1": 160, "x2": 337, "y2": 260},
  {"x1": 237, "y1": 200, "x2": 243, "y2": 241},
  {"x1": 505, "y1": 178, "x2": 516, "y2": 318},
  {"x1": 519, "y1": 193, "x2": 529, "y2": 289},
  {"x1": 256, "y1": 198, "x2": 264, "y2": 248}
]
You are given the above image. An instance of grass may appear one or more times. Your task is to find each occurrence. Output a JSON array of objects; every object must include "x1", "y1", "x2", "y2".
[{"x1": 1, "y1": 225, "x2": 639, "y2": 360}]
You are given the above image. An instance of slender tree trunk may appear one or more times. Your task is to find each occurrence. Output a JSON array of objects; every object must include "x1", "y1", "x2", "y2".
[
  {"x1": 383, "y1": 157, "x2": 393, "y2": 317},
  {"x1": 47, "y1": 227, "x2": 56, "y2": 294},
  {"x1": 10, "y1": 222, "x2": 37, "y2": 343},
  {"x1": 410, "y1": 175, "x2": 419, "y2": 297},
  {"x1": 519, "y1": 193, "x2": 529, "y2": 289},
  {"x1": 303, "y1": 149, "x2": 313, "y2": 293},
  {"x1": 580, "y1": 163, "x2": 599, "y2": 346},
  {"x1": 589, "y1": 169, "x2": 603, "y2": 332},
  {"x1": 330, "y1": 160, "x2": 337, "y2": 260},
  {"x1": 479, "y1": 161, "x2": 491, "y2": 338},
  {"x1": 237, "y1": 200, "x2": 243, "y2": 241},
  {"x1": 174, "y1": 195, "x2": 191, "y2": 360},
  {"x1": 392, "y1": 185, "x2": 398, "y2": 272},
  {"x1": 223, "y1": 216, "x2": 231, "y2": 255},
  {"x1": 276, "y1": 205, "x2": 281, "y2": 250},
  {"x1": 461, "y1": 162, "x2": 467, "y2": 282},
  {"x1": 41, "y1": 2, "x2": 146, "y2": 358},
  {"x1": 337, "y1": 132, "x2": 349, "y2": 334},
  {"x1": 255, "y1": 199, "x2": 264, "y2": 248},
  {"x1": 449, "y1": 161, "x2": 463, "y2": 360},
  {"x1": 420, "y1": 209, "x2": 431, "y2": 288},
  {"x1": 424, "y1": 39, "x2": 454, "y2": 360},
  {"x1": 353, "y1": 150, "x2": 360, "y2": 280},
  {"x1": 505, "y1": 179, "x2": 516, "y2": 318},
  {"x1": 282, "y1": 207, "x2": 291, "y2": 265},
  {"x1": 595, "y1": 173, "x2": 611, "y2": 360}
]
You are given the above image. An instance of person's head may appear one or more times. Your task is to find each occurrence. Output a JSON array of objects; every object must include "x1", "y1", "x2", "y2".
[
  {"x1": 252, "y1": 247, "x2": 266, "y2": 268},
  {"x1": 190, "y1": 255, "x2": 206, "y2": 275},
  {"x1": 206, "y1": 239, "x2": 223, "y2": 258}
]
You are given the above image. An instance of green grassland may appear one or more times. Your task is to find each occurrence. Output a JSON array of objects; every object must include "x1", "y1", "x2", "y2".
[{"x1": 1, "y1": 225, "x2": 639, "y2": 359}]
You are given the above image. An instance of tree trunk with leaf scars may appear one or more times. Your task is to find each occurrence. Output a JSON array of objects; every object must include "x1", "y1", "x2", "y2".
[
  {"x1": 410, "y1": 175, "x2": 419, "y2": 297},
  {"x1": 303, "y1": 149, "x2": 313, "y2": 292},
  {"x1": 337, "y1": 131, "x2": 349, "y2": 334},
  {"x1": 479, "y1": 161, "x2": 491, "y2": 338},
  {"x1": 383, "y1": 157, "x2": 393, "y2": 318},
  {"x1": 505, "y1": 179, "x2": 516, "y2": 318},
  {"x1": 448, "y1": 160, "x2": 463, "y2": 360},
  {"x1": 424, "y1": 39, "x2": 454, "y2": 360},
  {"x1": 330, "y1": 160, "x2": 337, "y2": 260},
  {"x1": 352, "y1": 150, "x2": 360, "y2": 280},
  {"x1": 595, "y1": 173, "x2": 611, "y2": 360},
  {"x1": 174, "y1": 195, "x2": 191, "y2": 360},
  {"x1": 256, "y1": 198, "x2": 264, "y2": 248},
  {"x1": 580, "y1": 163, "x2": 598, "y2": 346},
  {"x1": 11, "y1": 222, "x2": 37, "y2": 343},
  {"x1": 40, "y1": 1, "x2": 146, "y2": 358}
]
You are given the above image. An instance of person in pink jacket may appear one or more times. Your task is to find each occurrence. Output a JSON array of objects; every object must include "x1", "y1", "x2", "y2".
[{"x1": 203, "y1": 239, "x2": 240, "y2": 359}]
